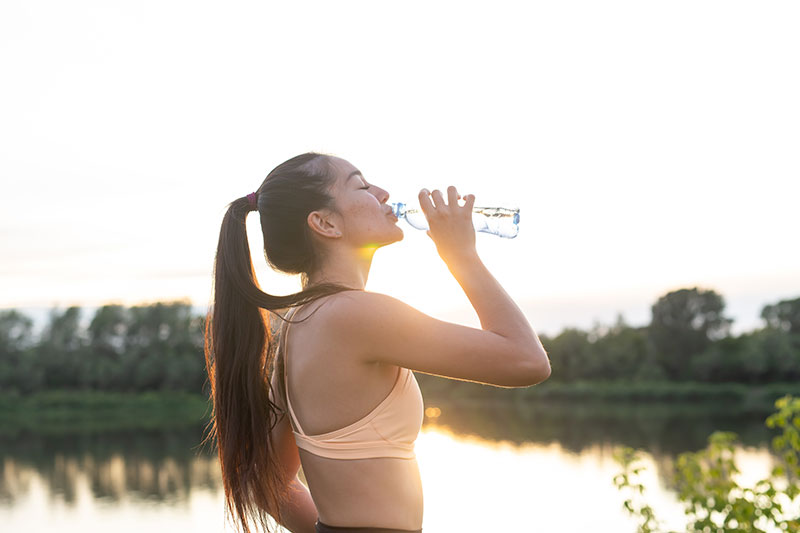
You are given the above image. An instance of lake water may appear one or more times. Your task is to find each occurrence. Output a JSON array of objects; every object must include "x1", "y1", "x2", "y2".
[{"x1": 0, "y1": 401, "x2": 785, "y2": 532}]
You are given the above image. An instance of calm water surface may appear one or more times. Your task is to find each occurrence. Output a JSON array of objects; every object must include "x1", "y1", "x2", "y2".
[{"x1": 0, "y1": 401, "x2": 783, "y2": 532}]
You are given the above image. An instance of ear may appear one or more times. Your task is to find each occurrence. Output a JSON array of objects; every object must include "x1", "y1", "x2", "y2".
[{"x1": 307, "y1": 210, "x2": 342, "y2": 239}]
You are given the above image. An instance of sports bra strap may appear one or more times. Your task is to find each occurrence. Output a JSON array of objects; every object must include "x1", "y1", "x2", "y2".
[
  {"x1": 277, "y1": 300, "x2": 424, "y2": 461},
  {"x1": 282, "y1": 305, "x2": 308, "y2": 436}
]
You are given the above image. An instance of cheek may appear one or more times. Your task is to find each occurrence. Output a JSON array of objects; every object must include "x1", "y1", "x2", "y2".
[
  {"x1": 352, "y1": 203, "x2": 387, "y2": 236},
  {"x1": 350, "y1": 198, "x2": 380, "y2": 220},
  {"x1": 340, "y1": 201, "x2": 377, "y2": 233}
]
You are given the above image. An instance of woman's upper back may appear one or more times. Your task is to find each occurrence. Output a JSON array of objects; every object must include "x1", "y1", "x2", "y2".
[{"x1": 279, "y1": 296, "x2": 424, "y2": 460}]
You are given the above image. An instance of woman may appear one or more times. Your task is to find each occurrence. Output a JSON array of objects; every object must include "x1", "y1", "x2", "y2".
[{"x1": 204, "y1": 153, "x2": 550, "y2": 533}]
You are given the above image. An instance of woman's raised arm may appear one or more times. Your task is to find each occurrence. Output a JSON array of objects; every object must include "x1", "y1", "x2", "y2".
[
  {"x1": 325, "y1": 284, "x2": 549, "y2": 388},
  {"x1": 323, "y1": 186, "x2": 550, "y2": 387}
]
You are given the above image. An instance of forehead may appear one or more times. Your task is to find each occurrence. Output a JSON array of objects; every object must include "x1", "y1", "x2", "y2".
[{"x1": 328, "y1": 157, "x2": 362, "y2": 185}]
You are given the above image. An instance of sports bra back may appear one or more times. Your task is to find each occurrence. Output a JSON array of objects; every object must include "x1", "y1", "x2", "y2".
[{"x1": 281, "y1": 304, "x2": 424, "y2": 460}]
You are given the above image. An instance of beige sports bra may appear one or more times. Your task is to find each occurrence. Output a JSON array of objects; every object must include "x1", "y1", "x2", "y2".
[{"x1": 281, "y1": 305, "x2": 424, "y2": 460}]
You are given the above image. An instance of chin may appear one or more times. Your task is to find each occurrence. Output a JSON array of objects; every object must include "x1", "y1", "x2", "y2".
[
  {"x1": 390, "y1": 225, "x2": 405, "y2": 243},
  {"x1": 376, "y1": 227, "x2": 404, "y2": 248}
]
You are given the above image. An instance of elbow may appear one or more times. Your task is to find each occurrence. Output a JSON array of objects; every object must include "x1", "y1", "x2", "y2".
[{"x1": 516, "y1": 348, "x2": 551, "y2": 387}]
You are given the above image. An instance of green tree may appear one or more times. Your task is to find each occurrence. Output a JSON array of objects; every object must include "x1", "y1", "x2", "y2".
[
  {"x1": 648, "y1": 288, "x2": 733, "y2": 380},
  {"x1": 588, "y1": 315, "x2": 650, "y2": 380},
  {"x1": 85, "y1": 305, "x2": 129, "y2": 389},
  {"x1": 0, "y1": 309, "x2": 40, "y2": 393},
  {"x1": 761, "y1": 296, "x2": 800, "y2": 334},
  {"x1": 691, "y1": 328, "x2": 800, "y2": 384},
  {"x1": 739, "y1": 329, "x2": 800, "y2": 383},
  {"x1": 544, "y1": 328, "x2": 592, "y2": 382},
  {"x1": 89, "y1": 305, "x2": 128, "y2": 353},
  {"x1": 689, "y1": 335, "x2": 748, "y2": 383},
  {"x1": 124, "y1": 301, "x2": 205, "y2": 392},
  {"x1": 615, "y1": 396, "x2": 800, "y2": 532},
  {"x1": 39, "y1": 307, "x2": 85, "y2": 389},
  {"x1": 0, "y1": 309, "x2": 34, "y2": 353}
]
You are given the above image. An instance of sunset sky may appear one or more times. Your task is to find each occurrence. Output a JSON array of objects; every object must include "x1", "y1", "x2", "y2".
[{"x1": 1, "y1": 1, "x2": 798, "y2": 335}]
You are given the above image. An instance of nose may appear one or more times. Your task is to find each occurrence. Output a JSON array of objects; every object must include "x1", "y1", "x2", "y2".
[{"x1": 374, "y1": 186, "x2": 389, "y2": 204}]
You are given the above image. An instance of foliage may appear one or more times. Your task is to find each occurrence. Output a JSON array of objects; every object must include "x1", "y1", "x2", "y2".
[
  {"x1": 538, "y1": 289, "x2": 799, "y2": 385},
  {"x1": 762, "y1": 298, "x2": 800, "y2": 335},
  {"x1": 649, "y1": 288, "x2": 733, "y2": 380},
  {"x1": 0, "y1": 309, "x2": 39, "y2": 393},
  {"x1": 589, "y1": 315, "x2": 651, "y2": 380},
  {"x1": 691, "y1": 330, "x2": 800, "y2": 384},
  {"x1": 0, "y1": 301, "x2": 206, "y2": 394},
  {"x1": 0, "y1": 309, "x2": 34, "y2": 353},
  {"x1": 614, "y1": 447, "x2": 662, "y2": 533},
  {"x1": 766, "y1": 396, "x2": 800, "y2": 488},
  {"x1": 614, "y1": 396, "x2": 800, "y2": 532},
  {"x1": 542, "y1": 327, "x2": 593, "y2": 382},
  {"x1": 0, "y1": 289, "x2": 799, "y2": 395},
  {"x1": 543, "y1": 315, "x2": 652, "y2": 382}
]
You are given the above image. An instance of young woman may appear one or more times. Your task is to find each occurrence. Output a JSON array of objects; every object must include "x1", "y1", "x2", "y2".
[{"x1": 204, "y1": 153, "x2": 550, "y2": 533}]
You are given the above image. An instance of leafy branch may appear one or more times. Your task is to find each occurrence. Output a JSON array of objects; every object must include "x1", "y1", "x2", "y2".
[{"x1": 614, "y1": 395, "x2": 800, "y2": 532}]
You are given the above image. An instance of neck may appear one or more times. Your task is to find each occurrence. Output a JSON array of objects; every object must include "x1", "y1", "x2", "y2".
[{"x1": 305, "y1": 245, "x2": 377, "y2": 291}]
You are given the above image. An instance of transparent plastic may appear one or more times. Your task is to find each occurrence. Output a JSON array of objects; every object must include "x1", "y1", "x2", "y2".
[{"x1": 389, "y1": 202, "x2": 520, "y2": 239}]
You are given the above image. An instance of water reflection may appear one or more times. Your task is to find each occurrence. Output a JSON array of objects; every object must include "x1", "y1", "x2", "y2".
[
  {"x1": 0, "y1": 404, "x2": 782, "y2": 532},
  {"x1": 423, "y1": 400, "x2": 773, "y2": 453},
  {"x1": 0, "y1": 427, "x2": 220, "y2": 506}
]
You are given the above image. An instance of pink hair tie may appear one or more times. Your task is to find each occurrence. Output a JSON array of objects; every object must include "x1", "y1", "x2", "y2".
[{"x1": 246, "y1": 192, "x2": 257, "y2": 209}]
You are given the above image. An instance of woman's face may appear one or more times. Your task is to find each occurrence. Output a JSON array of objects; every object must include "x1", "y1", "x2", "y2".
[{"x1": 326, "y1": 157, "x2": 404, "y2": 249}]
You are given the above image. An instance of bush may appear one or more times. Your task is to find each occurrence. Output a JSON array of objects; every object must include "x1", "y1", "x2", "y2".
[{"x1": 614, "y1": 396, "x2": 800, "y2": 532}]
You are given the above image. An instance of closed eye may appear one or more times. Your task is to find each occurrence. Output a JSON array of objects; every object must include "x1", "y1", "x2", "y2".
[{"x1": 359, "y1": 186, "x2": 370, "y2": 190}]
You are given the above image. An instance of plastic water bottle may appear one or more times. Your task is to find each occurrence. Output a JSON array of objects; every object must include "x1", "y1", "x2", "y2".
[{"x1": 389, "y1": 202, "x2": 520, "y2": 239}]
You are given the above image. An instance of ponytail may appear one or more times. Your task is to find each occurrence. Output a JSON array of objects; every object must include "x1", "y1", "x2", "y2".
[{"x1": 204, "y1": 173, "x2": 352, "y2": 532}]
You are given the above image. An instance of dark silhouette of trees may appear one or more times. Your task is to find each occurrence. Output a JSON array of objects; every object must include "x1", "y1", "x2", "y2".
[
  {"x1": 589, "y1": 316, "x2": 651, "y2": 381},
  {"x1": 0, "y1": 310, "x2": 39, "y2": 393},
  {"x1": 0, "y1": 310, "x2": 34, "y2": 353},
  {"x1": 86, "y1": 305, "x2": 129, "y2": 390},
  {"x1": 648, "y1": 288, "x2": 733, "y2": 380},
  {"x1": 0, "y1": 290, "x2": 798, "y2": 395},
  {"x1": 527, "y1": 289, "x2": 797, "y2": 385},
  {"x1": 38, "y1": 307, "x2": 85, "y2": 389},
  {"x1": 0, "y1": 301, "x2": 205, "y2": 394},
  {"x1": 543, "y1": 328, "x2": 592, "y2": 382},
  {"x1": 761, "y1": 296, "x2": 800, "y2": 334}
]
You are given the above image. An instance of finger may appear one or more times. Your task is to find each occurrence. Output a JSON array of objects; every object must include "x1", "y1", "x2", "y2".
[
  {"x1": 447, "y1": 186, "x2": 459, "y2": 208},
  {"x1": 431, "y1": 189, "x2": 445, "y2": 209},
  {"x1": 418, "y1": 189, "x2": 434, "y2": 217},
  {"x1": 464, "y1": 193, "x2": 476, "y2": 212}
]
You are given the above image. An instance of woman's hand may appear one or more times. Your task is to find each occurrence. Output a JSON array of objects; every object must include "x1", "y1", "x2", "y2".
[{"x1": 418, "y1": 186, "x2": 478, "y2": 266}]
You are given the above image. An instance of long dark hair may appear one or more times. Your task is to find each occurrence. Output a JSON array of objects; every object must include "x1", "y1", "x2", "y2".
[{"x1": 204, "y1": 153, "x2": 354, "y2": 532}]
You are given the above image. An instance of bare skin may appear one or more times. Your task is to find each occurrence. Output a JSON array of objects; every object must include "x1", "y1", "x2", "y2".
[
  {"x1": 273, "y1": 298, "x2": 424, "y2": 529},
  {"x1": 269, "y1": 156, "x2": 550, "y2": 531}
]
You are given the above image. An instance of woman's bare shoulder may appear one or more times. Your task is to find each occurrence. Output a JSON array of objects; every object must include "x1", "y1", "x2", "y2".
[
  {"x1": 292, "y1": 291, "x2": 406, "y2": 338},
  {"x1": 320, "y1": 290, "x2": 411, "y2": 322}
]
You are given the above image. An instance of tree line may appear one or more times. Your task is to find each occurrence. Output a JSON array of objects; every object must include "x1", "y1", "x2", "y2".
[
  {"x1": 0, "y1": 289, "x2": 798, "y2": 395},
  {"x1": 542, "y1": 289, "x2": 800, "y2": 384},
  {"x1": 0, "y1": 302, "x2": 206, "y2": 394}
]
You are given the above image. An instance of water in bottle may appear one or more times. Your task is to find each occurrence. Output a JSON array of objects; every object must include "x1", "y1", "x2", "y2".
[{"x1": 388, "y1": 202, "x2": 520, "y2": 239}]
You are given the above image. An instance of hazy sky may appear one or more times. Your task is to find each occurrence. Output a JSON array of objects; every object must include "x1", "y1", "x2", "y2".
[{"x1": 1, "y1": 1, "x2": 798, "y2": 335}]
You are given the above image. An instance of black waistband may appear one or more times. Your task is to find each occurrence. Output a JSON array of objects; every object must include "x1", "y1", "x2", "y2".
[{"x1": 315, "y1": 519, "x2": 422, "y2": 533}]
